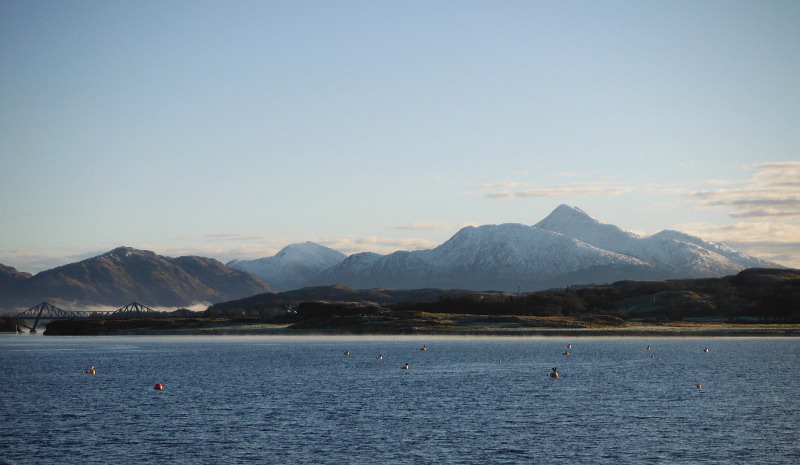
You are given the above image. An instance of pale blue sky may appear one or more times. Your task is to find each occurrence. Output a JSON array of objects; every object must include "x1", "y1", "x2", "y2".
[{"x1": 2, "y1": 0, "x2": 799, "y2": 272}]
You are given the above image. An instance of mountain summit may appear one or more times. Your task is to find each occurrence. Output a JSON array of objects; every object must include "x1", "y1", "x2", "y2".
[{"x1": 228, "y1": 242, "x2": 346, "y2": 291}]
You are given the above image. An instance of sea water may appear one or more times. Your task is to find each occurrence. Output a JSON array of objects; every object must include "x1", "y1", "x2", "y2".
[{"x1": 0, "y1": 335, "x2": 797, "y2": 464}]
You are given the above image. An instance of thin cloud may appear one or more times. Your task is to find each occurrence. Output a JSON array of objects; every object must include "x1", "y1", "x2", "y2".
[
  {"x1": 689, "y1": 161, "x2": 800, "y2": 220},
  {"x1": 203, "y1": 232, "x2": 280, "y2": 243},
  {"x1": 394, "y1": 222, "x2": 450, "y2": 231},
  {"x1": 318, "y1": 235, "x2": 439, "y2": 255},
  {"x1": 485, "y1": 182, "x2": 634, "y2": 199},
  {"x1": 476, "y1": 181, "x2": 530, "y2": 190},
  {"x1": 745, "y1": 161, "x2": 800, "y2": 171}
]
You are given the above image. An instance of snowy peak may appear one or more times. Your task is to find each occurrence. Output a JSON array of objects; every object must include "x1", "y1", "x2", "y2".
[
  {"x1": 534, "y1": 204, "x2": 640, "y2": 251},
  {"x1": 431, "y1": 222, "x2": 647, "y2": 271},
  {"x1": 227, "y1": 242, "x2": 346, "y2": 292},
  {"x1": 537, "y1": 204, "x2": 602, "y2": 227},
  {"x1": 273, "y1": 241, "x2": 347, "y2": 266},
  {"x1": 534, "y1": 206, "x2": 782, "y2": 277},
  {"x1": 99, "y1": 246, "x2": 158, "y2": 260}
]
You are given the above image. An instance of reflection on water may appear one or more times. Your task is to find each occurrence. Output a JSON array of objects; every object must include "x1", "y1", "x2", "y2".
[{"x1": 1, "y1": 335, "x2": 798, "y2": 464}]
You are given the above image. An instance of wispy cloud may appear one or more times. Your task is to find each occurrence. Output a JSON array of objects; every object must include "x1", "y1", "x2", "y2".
[
  {"x1": 476, "y1": 181, "x2": 530, "y2": 190},
  {"x1": 689, "y1": 161, "x2": 800, "y2": 220},
  {"x1": 678, "y1": 161, "x2": 800, "y2": 268},
  {"x1": 318, "y1": 236, "x2": 439, "y2": 255},
  {"x1": 202, "y1": 232, "x2": 280, "y2": 243},
  {"x1": 394, "y1": 222, "x2": 450, "y2": 231},
  {"x1": 484, "y1": 181, "x2": 634, "y2": 199},
  {"x1": 677, "y1": 221, "x2": 800, "y2": 245}
]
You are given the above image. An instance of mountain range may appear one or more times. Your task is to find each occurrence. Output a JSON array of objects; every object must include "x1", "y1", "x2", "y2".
[
  {"x1": 232, "y1": 204, "x2": 782, "y2": 292},
  {"x1": 0, "y1": 205, "x2": 785, "y2": 311}
]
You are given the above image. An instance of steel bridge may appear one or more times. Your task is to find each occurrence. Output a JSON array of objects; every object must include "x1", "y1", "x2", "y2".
[{"x1": 11, "y1": 301, "x2": 160, "y2": 333}]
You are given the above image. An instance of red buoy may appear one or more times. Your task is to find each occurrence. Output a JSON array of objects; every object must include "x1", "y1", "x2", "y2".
[{"x1": 154, "y1": 383, "x2": 164, "y2": 390}]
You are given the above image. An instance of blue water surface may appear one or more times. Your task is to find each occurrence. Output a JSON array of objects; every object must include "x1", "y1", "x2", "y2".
[{"x1": 1, "y1": 335, "x2": 798, "y2": 464}]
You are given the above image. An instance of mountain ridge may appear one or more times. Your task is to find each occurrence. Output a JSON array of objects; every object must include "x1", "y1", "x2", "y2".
[
  {"x1": 0, "y1": 247, "x2": 274, "y2": 310},
  {"x1": 309, "y1": 204, "x2": 783, "y2": 292},
  {"x1": 0, "y1": 205, "x2": 787, "y2": 309}
]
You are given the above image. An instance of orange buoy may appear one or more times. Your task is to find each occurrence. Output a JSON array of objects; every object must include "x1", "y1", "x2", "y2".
[
  {"x1": 88, "y1": 367, "x2": 96, "y2": 375},
  {"x1": 154, "y1": 383, "x2": 164, "y2": 390},
  {"x1": 696, "y1": 383, "x2": 702, "y2": 389}
]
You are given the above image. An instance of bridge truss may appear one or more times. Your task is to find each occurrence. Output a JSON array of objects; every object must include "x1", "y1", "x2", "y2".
[{"x1": 12, "y1": 301, "x2": 162, "y2": 333}]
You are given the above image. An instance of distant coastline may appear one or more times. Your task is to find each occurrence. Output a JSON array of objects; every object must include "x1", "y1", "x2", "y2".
[{"x1": 5, "y1": 268, "x2": 797, "y2": 337}]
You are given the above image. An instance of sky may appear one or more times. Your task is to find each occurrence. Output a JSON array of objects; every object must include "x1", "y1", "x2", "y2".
[{"x1": 2, "y1": 0, "x2": 799, "y2": 273}]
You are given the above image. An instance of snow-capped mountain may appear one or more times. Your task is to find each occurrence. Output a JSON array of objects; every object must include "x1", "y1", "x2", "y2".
[
  {"x1": 534, "y1": 204, "x2": 777, "y2": 277},
  {"x1": 227, "y1": 242, "x2": 346, "y2": 291},
  {"x1": 310, "y1": 205, "x2": 783, "y2": 292}
]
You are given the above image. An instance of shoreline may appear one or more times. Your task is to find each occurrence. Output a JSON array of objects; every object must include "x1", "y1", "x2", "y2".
[{"x1": 34, "y1": 320, "x2": 800, "y2": 337}]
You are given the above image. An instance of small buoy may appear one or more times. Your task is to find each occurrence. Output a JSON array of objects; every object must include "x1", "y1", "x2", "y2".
[
  {"x1": 550, "y1": 372, "x2": 559, "y2": 378},
  {"x1": 401, "y1": 363, "x2": 409, "y2": 370},
  {"x1": 696, "y1": 383, "x2": 702, "y2": 389},
  {"x1": 88, "y1": 367, "x2": 96, "y2": 375},
  {"x1": 154, "y1": 383, "x2": 164, "y2": 390}
]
